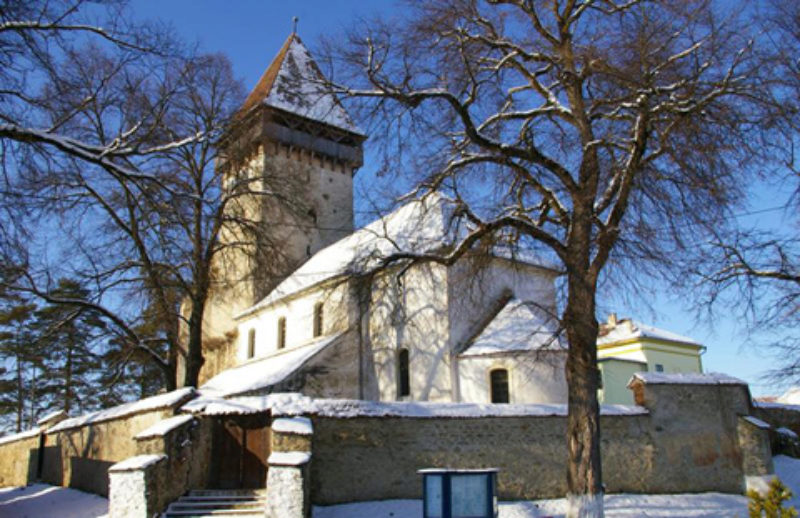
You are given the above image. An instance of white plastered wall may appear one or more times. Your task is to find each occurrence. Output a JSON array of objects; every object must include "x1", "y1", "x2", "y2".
[
  {"x1": 235, "y1": 280, "x2": 353, "y2": 363},
  {"x1": 368, "y1": 262, "x2": 452, "y2": 402},
  {"x1": 447, "y1": 257, "x2": 563, "y2": 402},
  {"x1": 457, "y1": 351, "x2": 567, "y2": 404}
]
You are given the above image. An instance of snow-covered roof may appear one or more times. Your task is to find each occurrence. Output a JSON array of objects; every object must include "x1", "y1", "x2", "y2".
[
  {"x1": 134, "y1": 414, "x2": 195, "y2": 440},
  {"x1": 109, "y1": 454, "x2": 166, "y2": 472},
  {"x1": 754, "y1": 401, "x2": 800, "y2": 412},
  {"x1": 742, "y1": 416, "x2": 770, "y2": 430},
  {"x1": 459, "y1": 298, "x2": 563, "y2": 357},
  {"x1": 238, "y1": 194, "x2": 465, "y2": 317},
  {"x1": 48, "y1": 388, "x2": 196, "y2": 433},
  {"x1": 199, "y1": 333, "x2": 344, "y2": 398},
  {"x1": 628, "y1": 372, "x2": 746, "y2": 387},
  {"x1": 598, "y1": 319, "x2": 701, "y2": 347},
  {"x1": 0, "y1": 427, "x2": 41, "y2": 446},
  {"x1": 267, "y1": 393, "x2": 647, "y2": 418},
  {"x1": 181, "y1": 393, "x2": 305, "y2": 416},
  {"x1": 239, "y1": 33, "x2": 362, "y2": 135}
]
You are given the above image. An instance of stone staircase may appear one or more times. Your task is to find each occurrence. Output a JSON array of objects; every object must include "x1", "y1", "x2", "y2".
[{"x1": 161, "y1": 489, "x2": 266, "y2": 517}]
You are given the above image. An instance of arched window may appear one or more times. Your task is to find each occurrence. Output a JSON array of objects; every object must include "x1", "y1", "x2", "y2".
[
  {"x1": 247, "y1": 329, "x2": 256, "y2": 359},
  {"x1": 277, "y1": 317, "x2": 286, "y2": 349},
  {"x1": 490, "y1": 369, "x2": 510, "y2": 404},
  {"x1": 397, "y1": 348, "x2": 410, "y2": 398},
  {"x1": 313, "y1": 302, "x2": 324, "y2": 338}
]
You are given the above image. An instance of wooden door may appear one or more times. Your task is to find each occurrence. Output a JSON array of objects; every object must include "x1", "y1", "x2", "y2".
[{"x1": 211, "y1": 414, "x2": 271, "y2": 489}]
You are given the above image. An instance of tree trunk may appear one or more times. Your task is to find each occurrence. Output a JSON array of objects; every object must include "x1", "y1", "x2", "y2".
[
  {"x1": 564, "y1": 265, "x2": 603, "y2": 518},
  {"x1": 183, "y1": 296, "x2": 206, "y2": 387}
]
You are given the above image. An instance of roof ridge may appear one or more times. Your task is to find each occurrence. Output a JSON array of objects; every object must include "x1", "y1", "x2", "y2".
[{"x1": 454, "y1": 289, "x2": 515, "y2": 356}]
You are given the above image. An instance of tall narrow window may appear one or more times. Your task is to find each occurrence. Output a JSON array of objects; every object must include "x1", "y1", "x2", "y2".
[
  {"x1": 247, "y1": 329, "x2": 256, "y2": 359},
  {"x1": 490, "y1": 369, "x2": 510, "y2": 404},
  {"x1": 397, "y1": 348, "x2": 410, "y2": 398},
  {"x1": 313, "y1": 302, "x2": 324, "y2": 338},
  {"x1": 277, "y1": 317, "x2": 286, "y2": 350}
]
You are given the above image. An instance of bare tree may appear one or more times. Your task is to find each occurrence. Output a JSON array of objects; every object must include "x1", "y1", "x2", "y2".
[
  {"x1": 331, "y1": 1, "x2": 769, "y2": 515},
  {"x1": 688, "y1": 0, "x2": 800, "y2": 387},
  {"x1": 0, "y1": 0, "x2": 291, "y2": 390}
]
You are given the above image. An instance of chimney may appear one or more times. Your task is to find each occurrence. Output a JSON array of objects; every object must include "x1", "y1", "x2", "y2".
[{"x1": 607, "y1": 313, "x2": 618, "y2": 327}]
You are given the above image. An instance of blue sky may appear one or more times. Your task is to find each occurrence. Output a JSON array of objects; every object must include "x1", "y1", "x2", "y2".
[{"x1": 130, "y1": 0, "x2": 789, "y2": 397}]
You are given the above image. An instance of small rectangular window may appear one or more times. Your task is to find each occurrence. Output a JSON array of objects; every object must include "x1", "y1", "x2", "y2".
[
  {"x1": 655, "y1": 364, "x2": 664, "y2": 372},
  {"x1": 490, "y1": 369, "x2": 509, "y2": 404},
  {"x1": 313, "y1": 302, "x2": 323, "y2": 338},
  {"x1": 398, "y1": 349, "x2": 410, "y2": 398},
  {"x1": 277, "y1": 317, "x2": 286, "y2": 349},
  {"x1": 247, "y1": 329, "x2": 256, "y2": 359}
]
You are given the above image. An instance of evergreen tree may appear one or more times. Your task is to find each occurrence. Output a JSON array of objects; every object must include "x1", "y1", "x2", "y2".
[
  {"x1": 33, "y1": 279, "x2": 108, "y2": 416},
  {"x1": 0, "y1": 299, "x2": 39, "y2": 432}
]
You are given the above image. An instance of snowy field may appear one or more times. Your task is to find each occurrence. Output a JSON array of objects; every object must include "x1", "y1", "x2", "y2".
[
  {"x1": 0, "y1": 456, "x2": 797, "y2": 518},
  {"x1": 314, "y1": 456, "x2": 800, "y2": 518},
  {"x1": 0, "y1": 484, "x2": 108, "y2": 518}
]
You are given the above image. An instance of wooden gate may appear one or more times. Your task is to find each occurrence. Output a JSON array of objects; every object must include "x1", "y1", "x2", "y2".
[{"x1": 210, "y1": 414, "x2": 271, "y2": 489}]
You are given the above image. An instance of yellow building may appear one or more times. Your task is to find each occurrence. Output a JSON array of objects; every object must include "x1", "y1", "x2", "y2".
[{"x1": 597, "y1": 314, "x2": 705, "y2": 405}]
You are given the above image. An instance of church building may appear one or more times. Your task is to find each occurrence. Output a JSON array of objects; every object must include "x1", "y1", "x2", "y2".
[{"x1": 192, "y1": 32, "x2": 570, "y2": 408}]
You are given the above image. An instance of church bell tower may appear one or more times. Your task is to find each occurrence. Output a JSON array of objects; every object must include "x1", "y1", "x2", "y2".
[{"x1": 196, "y1": 31, "x2": 366, "y2": 383}]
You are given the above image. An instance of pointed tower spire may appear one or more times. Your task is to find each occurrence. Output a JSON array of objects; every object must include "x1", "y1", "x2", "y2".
[
  {"x1": 292, "y1": 16, "x2": 299, "y2": 34},
  {"x1": 238, "y1": 32, "x2": 362, "y2": 136}
]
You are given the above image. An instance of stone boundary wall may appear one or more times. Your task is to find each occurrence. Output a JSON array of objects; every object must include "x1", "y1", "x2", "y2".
[
  {"x1": 0, "y1": 429, "x2": 41, "y2": 487},
  {"x1": 269, "y1": 375, "x2": 772, "y2": 508},
  {"x1": 0, "y1": 388, "x2": 196, "y2": 496}
]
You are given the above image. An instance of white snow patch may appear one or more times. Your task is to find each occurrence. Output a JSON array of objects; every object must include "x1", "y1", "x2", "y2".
[
  {"x1": 598, "y1": 319, "x2": 701, "y2": 346},
  {"x1": 743, "y1": 415, "x2": 771, "y2": 429},
  {"x1": 629, "y1": 372, "x2": 745, "y2": 386},
  {"x1": 0, "y1": 484, "x2": 108, "y2": 518},
  {"x1": 778, "y1": 386, "x2": 800, "y2": 405},
  {"x1": 774, "y1": 455, "x2": 800, "y2": 509},
  {"x1": 460, "y1": 298, "x2": 564, "y2": 356},
  {"x1": 108, "y1": 454, "x2": 166, "y2": 472},
  {"x1": 777, "y1": 427, "x2": 798, "y2": 439},
  {"x1": 270, "y1": 394, "x2": 647, "y2": 419},
  {"x1": 567, "y1": 493, "x2": 604, "y2": 518},
  {"x1": 37, "y1": 410, "x2": 66, "y2": 426},
  {"x1": 133, "y1": 414, "x2": 194, "y2": 440},
  {"x1": 268, "y1": 451, "x2": 311, "y2": 466},
  {"x1": 199, "y1": 334, "x2": 343, "y2": 397},
  {"x1": 273, "y1": 416, "x2": 313, "y2": 435},
  {"x1": 0, "y1": 427, "x2": 40, "y2": 446},
  {"x1": 746, "y1": 475, "x2": 775, "y2": 495},
  {"x1": 48, "y1": 388, "x2": 196, "y2": 433}
]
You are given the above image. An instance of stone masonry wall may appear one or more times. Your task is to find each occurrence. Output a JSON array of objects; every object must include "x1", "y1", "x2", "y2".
[
  {"x1": 286, "y1": 377, "x2": 771, "y2": 505},
  {"x1": 42, "y1": 407, "x2": 176, "y2": 496},
  {"x1": 0, "y1": 431, "x2": 40, "y2": 487}
]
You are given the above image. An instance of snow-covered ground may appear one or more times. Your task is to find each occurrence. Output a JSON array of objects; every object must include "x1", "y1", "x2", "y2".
[
  {"x1": 314, "y1": 456, "x2": 800, "y2": 518},
  {"x1": 1, "y1": 456, "x2": 797, "y2": 518},
  {"x1": 0, "y1": 484, "x2": 107, "y2": 518}
]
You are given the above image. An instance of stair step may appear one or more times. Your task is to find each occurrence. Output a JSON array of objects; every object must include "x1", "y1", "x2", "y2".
[
  {"x1": 173, "y1": 496, "x2": 267, "y2": 504},
  {"x1": 189, "y1": 489, "x2": 265, "y2": 497},
  {"x1": 167, "y1": 501, "x2": 264, "y2": 511},
  {"x1": 163, "y1": 510, "x2": 263, "y2": 517}
]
